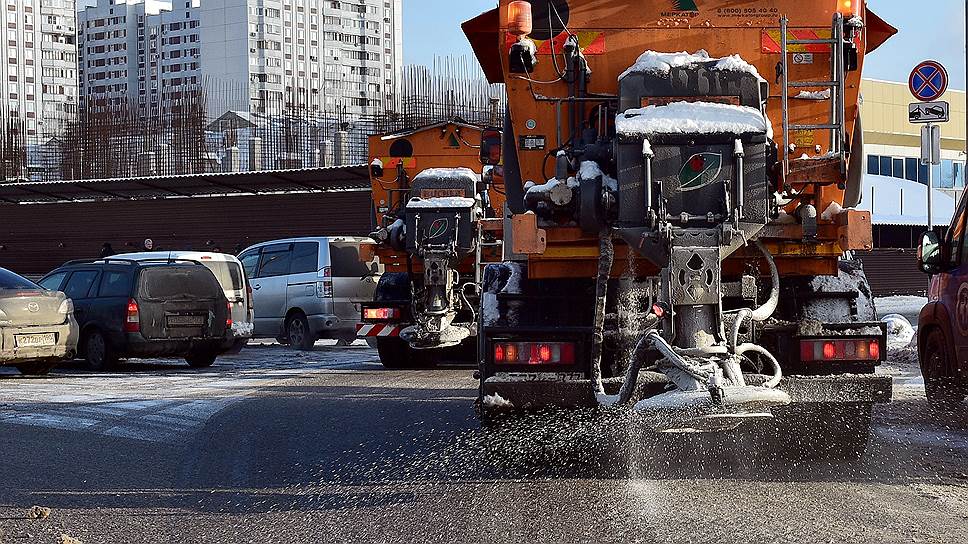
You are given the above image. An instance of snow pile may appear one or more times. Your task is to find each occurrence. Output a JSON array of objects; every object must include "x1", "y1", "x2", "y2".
[
  {"x1": 618, "y1": 49, "x2": 764, "y2": 82},
  {"x1": 820, "y1": 201, "x2": 843, "y2": 221},
  {"x1": 578, "y1": 160, "x2": 618, "y2": 191},
  {"x1": 857, "y1": 174, "x2": 957, "y2": 226},
  {"x1": 882, "y1": 313, "x2": 916, "y2": 348},
  {"x1": 406, "y1": 196, "x2": 476, "y2": 209},
  {"x1": 413, "y1": 167, "x2": 480, "y2": 181},
  {"x1": 616, "y1": 101, "x2": 768, "y2": 137},
  {"x1": 482, "y1": 392, "x2": 514, "y2": 409},
  {"x1": 231, "y1": 321, "x2": 254, "y2": 337},
  {"x1": 795, "y1": 89, "x2": 832, "y2": 100}
]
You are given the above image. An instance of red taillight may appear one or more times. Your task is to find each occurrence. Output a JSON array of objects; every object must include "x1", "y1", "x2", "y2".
[
  {"x1": 823, "y1": 342, "x2": 836, "y2": 360},
  {"x1": 538, "y1": 344, "x2": 552, "y2": 363},
  {"x1": 800, "y1": 338, "x2": 883, "y2": 362},
  {"x1": 363, "y1": 307, "x2": 400, "y2": 320},
  {"x1": 124, "y1": 298, "x2": 140, "y2": 332},
  {"x1": 226, "y1": 302, "x2": 233, "y2": 328},
  {"x1": 317, "y1": 267, "x2": 333, "y2": 298},
  {"x1": 868, "y1": 340, "x2": 880, "y2": 360},
  {"x1": 492, "y1": 341, "x2": 576, "y2": 365}
]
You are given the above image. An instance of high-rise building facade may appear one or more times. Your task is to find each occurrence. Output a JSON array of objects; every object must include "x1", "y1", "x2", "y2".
[
  {"x1": 0, "y1": 0, "x2": 76, "y2": 141},
  {"x1": 78, "y1": 0, "x2": 402, "y2": 118},
  {"x1": 39, "y1": 0, "x2": 76, "y2": 135}
]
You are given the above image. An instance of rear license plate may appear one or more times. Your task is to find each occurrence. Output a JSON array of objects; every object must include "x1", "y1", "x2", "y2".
[
  {"x1": 15, "y1": 333, "x2": 56, "y2": 348},
  {"x1": 167, "y1": 315, "x2": 205, "y2": 326}
]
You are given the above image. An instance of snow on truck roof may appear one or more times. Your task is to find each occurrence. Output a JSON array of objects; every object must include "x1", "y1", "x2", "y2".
[
  {"x1": 618, "y1": 50, "x2": 766, "y2": 82},
  {"x1": 616, "y1": 101, "x2": 769, "y2": 137}
]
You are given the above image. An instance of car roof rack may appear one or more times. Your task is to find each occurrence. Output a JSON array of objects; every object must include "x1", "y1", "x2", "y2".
[{"x1": 60, "y1": 257, "x2": 204, "y2": 267}]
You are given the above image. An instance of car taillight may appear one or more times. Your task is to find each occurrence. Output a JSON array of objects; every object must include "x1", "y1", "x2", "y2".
[
  {"x1": 124, "y1": 298, "x2": 140, "y2": 333},
  {"x1": 800, "y1": 338, "x2": 884, "y2": 362},
  {"x1": 316, "y1": 267, "x2": 333, "y2": 298},
  {"x1": 492, "y1": 342, "x2": 576, "y2": 365},
  {"x1": 246, "y1": 282, "x2": 254, "y2": 311},
  {"x1": 363, "y1": 307, "x2": 400, "y2": 320},
  {"x1": 226, "y1": 302, "x2": 233, "y2": 328}
]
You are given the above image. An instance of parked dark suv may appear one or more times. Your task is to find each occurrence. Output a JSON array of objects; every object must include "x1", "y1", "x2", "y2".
[{"x1": 39, "y1": 258, "x2": 233, "y2": 369}]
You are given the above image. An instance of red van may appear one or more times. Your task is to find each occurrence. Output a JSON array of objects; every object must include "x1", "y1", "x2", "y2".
[{"x1": 917, "y1": 192, "x2": 968, "y2": 409}]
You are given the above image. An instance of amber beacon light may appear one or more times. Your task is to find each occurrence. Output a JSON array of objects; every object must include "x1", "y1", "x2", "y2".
[
  {"x1": 508, "y1": 1, "x2": 533, "y2": 37},
  {"x1": 837, "y1": 0, "x2": 860, "y2": 16}
]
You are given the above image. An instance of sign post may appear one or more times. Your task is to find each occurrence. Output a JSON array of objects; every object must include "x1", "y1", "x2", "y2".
[{"x1": 910, "y1": 60, "x2": 950, "y2": 232}]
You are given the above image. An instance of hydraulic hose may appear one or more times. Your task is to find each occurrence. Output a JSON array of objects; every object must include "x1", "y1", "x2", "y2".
[
  {"x1": 735, "y1": 343, "x2": 783, "y2": 389},
  {"x1": 730, "y1": 241, "x2": 780, "y2": 350},
  {"x1": 590, "y1": 231, "x2": 613, "y2": 395}
]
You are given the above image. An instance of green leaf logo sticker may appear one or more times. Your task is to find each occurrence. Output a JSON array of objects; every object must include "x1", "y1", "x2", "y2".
[
  {"x1": 428, "y1": 218, "x2": 449, "y2": 239},
  {"x1": 679, "y1": 152, "x2": 723, "y2": 191}
]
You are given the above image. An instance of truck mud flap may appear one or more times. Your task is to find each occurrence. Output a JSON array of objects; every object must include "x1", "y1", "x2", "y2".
[{"x1": 483, "y1": 378, "x2": 597, "y2": 411}]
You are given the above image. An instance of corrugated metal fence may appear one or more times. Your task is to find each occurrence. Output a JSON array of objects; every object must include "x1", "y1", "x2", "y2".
[
  {"x1": 0, "y1": 191, "x2": 373, "y2": 276},
  {"x1": 855, "y1": 249, "x2": 926, "y2": 296}
]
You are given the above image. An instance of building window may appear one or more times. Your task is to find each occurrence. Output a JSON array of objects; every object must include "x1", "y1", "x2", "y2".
[
  {"x1": 879, "y1": 156, "x2": 892, "y2": 178},
  {"x1": 892, "y1": 158, "x2": 904, "y2": 180},
  {"x1": 905, "y1": 158, "x2": 919, "y2": 183},
  {"x1": 867, "y1": 154, "x2": 879, "y2": 175}
]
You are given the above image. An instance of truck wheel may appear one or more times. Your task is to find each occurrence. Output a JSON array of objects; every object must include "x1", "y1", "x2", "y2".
[
  {"x1": 15, "y1": 362, "x2": 55, "y2": 376},
  {"x1": 185, "y1": 351, "x2": 218, "y2": 368},
  {"x1": 285, "y1": 313, "x2": 316, "y2": 351},
  {"x1": 922, "y1": 329, "x2": 965, "y2": 410},
  {"x1": 376, "y1": 337, "x2": 413, "y2": 368},
  {"x1": 83, "y1": 330, "x2": 117, "y2": 371}
]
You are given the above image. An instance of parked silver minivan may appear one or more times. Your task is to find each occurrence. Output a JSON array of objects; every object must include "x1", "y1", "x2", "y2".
[{"x1": 239, "y1": 237, "x2": 381, "y2": 349}]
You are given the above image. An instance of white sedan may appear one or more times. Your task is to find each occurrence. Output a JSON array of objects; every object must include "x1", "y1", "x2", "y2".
[{"x1": 0, "y1": 267, "x2": 78, "y2": 375}]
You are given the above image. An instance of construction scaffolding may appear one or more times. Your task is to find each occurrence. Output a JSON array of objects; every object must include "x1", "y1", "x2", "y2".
[{"x1": 5, "y1": 56, "x2": 505, "y2": 182}]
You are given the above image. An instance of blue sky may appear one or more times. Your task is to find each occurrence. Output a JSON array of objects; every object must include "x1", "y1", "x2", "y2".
[{"x1": 404, "y1": 0, "x2": 967, "y2": 90}]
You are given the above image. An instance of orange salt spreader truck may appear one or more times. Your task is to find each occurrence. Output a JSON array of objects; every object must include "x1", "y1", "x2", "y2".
[
  {"x1": 462, "y1": 0, "x2": 898, "y2": 458},
  {"x1": 360, "y1": 120, "x2": 505, "y2": 367}
]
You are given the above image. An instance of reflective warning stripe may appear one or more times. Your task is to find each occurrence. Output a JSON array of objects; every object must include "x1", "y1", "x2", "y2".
[
  {"x1": 761, "y1": 29, "x2": 862, "y2": 54},
  {"x1": 356, "y1": 323, "x2": 402, "y2": 337},
  {"x1": 505, "y1": 31, "x2": 606, "y2": 56},
  {"x1": 761, "y1": 29, "x2": 833, "y2": 54},
  {"x1": 378, "y1": 157, "x2": 417, "y2": 169}
]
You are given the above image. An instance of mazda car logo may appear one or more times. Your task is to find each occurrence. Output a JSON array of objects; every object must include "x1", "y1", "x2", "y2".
[{"x1": 27, "y1": 302, "x2": 40, "y2": 313}]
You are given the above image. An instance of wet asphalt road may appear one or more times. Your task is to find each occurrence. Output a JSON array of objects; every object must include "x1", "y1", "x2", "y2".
[{"x1": 0, "y1": 342, "x2": 966, "y2": 544}]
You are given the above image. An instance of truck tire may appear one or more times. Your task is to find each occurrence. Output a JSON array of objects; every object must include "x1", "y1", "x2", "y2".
[
  {"x1": 922, "y1": 329, "x2": 965, "y2": 410},
  {"x1": 376, "y1": 337, "x2": 414, "y2": 368}
]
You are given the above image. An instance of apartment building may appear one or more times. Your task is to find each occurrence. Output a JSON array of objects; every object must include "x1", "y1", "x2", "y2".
[
  {"x1": 0, "y1": 0, "x2": 76, "y2": 140},
  {"x1": 78, "y1": 0, "x2": 403, "y2": 118}
]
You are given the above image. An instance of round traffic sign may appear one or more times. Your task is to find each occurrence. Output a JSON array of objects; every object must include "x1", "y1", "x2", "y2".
[{"x1": 909, "y1": 60, "x2": 948, "y2": 102}]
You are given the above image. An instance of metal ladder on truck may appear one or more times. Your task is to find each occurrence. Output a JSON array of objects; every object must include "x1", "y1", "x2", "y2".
[{"x1": 779, "y1": 13, "x2": 848, "y2": 191}]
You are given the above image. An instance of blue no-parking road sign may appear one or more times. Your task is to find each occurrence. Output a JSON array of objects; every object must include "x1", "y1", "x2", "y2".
[{"x1": 909, "y1": 60, "x2": 949, "y2": 102}]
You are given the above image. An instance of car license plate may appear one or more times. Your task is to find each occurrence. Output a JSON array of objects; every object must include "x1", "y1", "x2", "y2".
[
  {"x1": 167, "y1": 315, "x2": 205, "y2": 326},
  {"x1": 15, "y1": 333, "x2": 56, "y2": 348}
]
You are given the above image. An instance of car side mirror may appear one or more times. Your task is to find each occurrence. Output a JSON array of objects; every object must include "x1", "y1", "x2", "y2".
[{"x1": 918, "y1": 231, "x2": 945, "y2": 274}]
